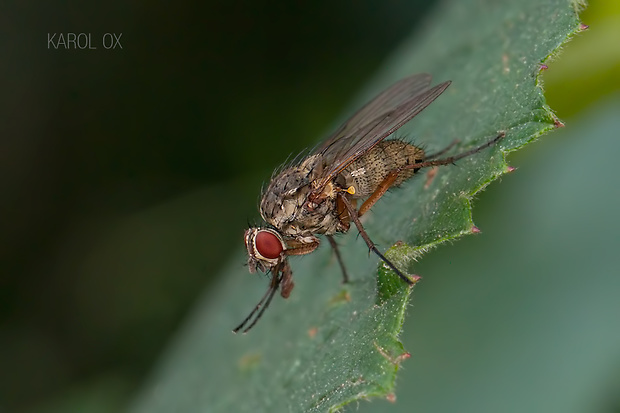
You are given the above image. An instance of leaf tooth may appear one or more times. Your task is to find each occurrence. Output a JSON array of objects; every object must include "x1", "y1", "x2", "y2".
[{"x1": 373, "y1": 342, "x2": 411, "y2": 365}]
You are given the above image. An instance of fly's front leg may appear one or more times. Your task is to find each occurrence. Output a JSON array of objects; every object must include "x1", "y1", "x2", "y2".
[
  {"x1": 285, "y1": 237, "x2": 320, "y2": 257},
  {"x1": 338, "y1": 193, "x2": 415, "y2": 285},
  {"x1": 233, "y1": 265, "x2": 283, "y2": 334},
  {"x1": 279, "y1": 259, "x2": 294, "y2": 298}
]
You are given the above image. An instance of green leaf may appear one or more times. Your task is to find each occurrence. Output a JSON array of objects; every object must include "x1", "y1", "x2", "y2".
[
  {"x1": 354, "y1": 92, "x2": 620, "y2": 413},
  {"x1": 128, "y1": 0, "x2": 584, "y2": 411}
]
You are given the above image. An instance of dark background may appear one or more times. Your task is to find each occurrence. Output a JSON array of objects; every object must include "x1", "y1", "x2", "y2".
[{"x1": 1, "y1": 1, "x2": 435, "y2": 411}]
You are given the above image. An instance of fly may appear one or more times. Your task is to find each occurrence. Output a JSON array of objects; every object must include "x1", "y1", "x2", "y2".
[{"x1": 234, "y1": 73, "x2": 505, "y2": 333}]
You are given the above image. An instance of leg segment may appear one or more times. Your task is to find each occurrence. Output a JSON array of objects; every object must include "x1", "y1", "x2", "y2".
[
  {"x1": 337, "y1": 193, "x2": 414, "y2": 285},
  {"x1": 358, "y1": 132, "x2": 505, "y2": 217},
  {"x1": 403, "y1": 132, "x2": 505, "y2": 171},
  {"x1": 285, "y1": 237, "x2": 320, "y2": 256},
  {"x1": 358, "y1": 170, "x2": 400, "y2": 217},
  {"x1": 327, "y1": 235, "x2": 349, "y2": 283},
  {"x1": 233, "y1": 263, "x2": 285, "y2": 333},
  {"x1": 425, "y1": 138, "x2": 459, "y2": 159}
]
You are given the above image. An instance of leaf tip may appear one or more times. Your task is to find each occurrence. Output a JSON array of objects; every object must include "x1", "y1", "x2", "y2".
[
  {"x1": 471, "y1": 225, "x2": 481, "y2": 234},
  {"x1": 396, "y1": 351, "x2": 412, "y2": 363}
]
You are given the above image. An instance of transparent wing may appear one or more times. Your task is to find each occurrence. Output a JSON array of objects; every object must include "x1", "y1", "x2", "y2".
[{"x1": 312, "y1": 74, "x2": 451, "y2": 189}]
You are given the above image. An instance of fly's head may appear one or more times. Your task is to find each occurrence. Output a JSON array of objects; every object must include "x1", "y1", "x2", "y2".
[{"x1": 244, "y1": 227, "x2": 286, "y2": 273}]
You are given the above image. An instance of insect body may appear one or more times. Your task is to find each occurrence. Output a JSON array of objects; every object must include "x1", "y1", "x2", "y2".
[{"x1": 235, "y1": 74, "x2": 504, "y2": 333}]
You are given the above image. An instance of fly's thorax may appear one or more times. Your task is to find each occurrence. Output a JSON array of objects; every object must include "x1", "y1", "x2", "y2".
[
  {"x1": 260, "y1": 154, "x2": 319, "y2": 225},
  {"x1": 339, "y1": 140, "x2": 425, "y2": 198},
  {"x1": 259, "y1": 154, "x2": 342, "y2": 237}
]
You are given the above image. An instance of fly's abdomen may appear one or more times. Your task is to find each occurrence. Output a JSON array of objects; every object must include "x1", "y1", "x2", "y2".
[{"x1": 341, "y1": 140, "x2": 425, "y2": 198}]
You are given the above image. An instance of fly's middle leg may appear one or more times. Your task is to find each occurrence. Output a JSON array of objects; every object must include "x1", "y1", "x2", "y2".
[
  {"x1": 338, "y1": 193, "x2": 416, "y2": 285},
  {"x1": 326, "y1": 235, "x2": 349, "y2": 283}
]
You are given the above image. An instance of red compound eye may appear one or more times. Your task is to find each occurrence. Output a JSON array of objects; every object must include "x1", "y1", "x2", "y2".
[{"x1": 255, "y1": 230, "x2": 283, "y2": 259}]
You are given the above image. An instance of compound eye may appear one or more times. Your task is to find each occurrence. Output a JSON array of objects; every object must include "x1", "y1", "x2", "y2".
[{"x1": 255, "y1": 230, "x2": 284, "y2": 259}]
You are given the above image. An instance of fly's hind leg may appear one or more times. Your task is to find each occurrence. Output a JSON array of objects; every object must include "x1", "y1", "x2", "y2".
[
  {"x1": 425, "y1": 139, "x2": 459, "y2": 159},
  {"x1": 336, "y1": 132, "x2": 505, "y2": 286},
  {"x1": 401, "y1": 131, "x2": 505, "y2": 172},
  {"x1": 358, "y1": 131, "x2": 505, "y2": 217}
]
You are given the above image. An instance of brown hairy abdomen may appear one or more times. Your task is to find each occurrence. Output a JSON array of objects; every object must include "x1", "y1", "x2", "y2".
[{"x1": 342, "y1": 140, "x2": 425, "y2": 198}]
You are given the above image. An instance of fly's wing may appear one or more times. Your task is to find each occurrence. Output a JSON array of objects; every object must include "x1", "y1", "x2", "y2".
[{"x1": 312, "y1": 74, "x2": 451, "y2": 190}]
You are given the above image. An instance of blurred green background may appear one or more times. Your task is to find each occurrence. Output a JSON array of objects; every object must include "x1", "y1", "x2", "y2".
[{"x1": 1, "y1": 0, "x2": 619, "y2": 412}]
